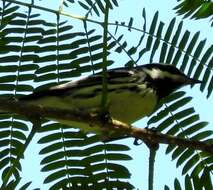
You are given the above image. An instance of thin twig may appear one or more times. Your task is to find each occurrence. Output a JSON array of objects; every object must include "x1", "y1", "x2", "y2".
[
  {"x1": 148, "y1": 149, "x2": 156, "y2": 190},
  {"x1": 101, "y1": 2, "x2": 110, "y2": 114}
]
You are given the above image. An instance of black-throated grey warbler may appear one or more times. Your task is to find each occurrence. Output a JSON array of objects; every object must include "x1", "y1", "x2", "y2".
[{"x1": 20, "y1": 63, "x2": 201, "y2": 133}]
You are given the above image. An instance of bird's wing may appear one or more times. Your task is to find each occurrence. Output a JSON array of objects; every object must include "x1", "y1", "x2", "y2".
[{"x1": 20, "y1": 68, "x2": 137, "y2": 101}]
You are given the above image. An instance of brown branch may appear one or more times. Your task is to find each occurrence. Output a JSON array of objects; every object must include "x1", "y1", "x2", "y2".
[{"x1": 0, "y1": 97, "x2": 212, "y2": 155}]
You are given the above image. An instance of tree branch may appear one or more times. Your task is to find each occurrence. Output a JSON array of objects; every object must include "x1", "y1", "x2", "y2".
[{"x1": 0, "y1": 97, "x2": 212, "y2": 155}]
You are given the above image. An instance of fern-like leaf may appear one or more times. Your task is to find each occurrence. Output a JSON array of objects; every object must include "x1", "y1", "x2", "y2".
[{"x1": 174, "y1": 0, "x2": 213, "y2": 26}]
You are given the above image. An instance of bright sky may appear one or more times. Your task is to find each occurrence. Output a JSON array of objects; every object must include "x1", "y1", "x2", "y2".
[{"x1": 8, "y1": 0, "x2": 212, "y2": 189}]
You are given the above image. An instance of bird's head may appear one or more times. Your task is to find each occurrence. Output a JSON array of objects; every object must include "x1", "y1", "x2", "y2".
[{"x1": 141, "y1": 63, "x2": 202, "y2": 99}]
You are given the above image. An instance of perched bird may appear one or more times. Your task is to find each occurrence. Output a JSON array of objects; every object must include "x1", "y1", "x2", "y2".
[{"x1": 20, "y1": 63, "x2": 201, "y2": 133}]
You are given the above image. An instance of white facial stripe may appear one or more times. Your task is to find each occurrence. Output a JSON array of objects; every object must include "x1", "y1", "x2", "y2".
[{"x1": 145, "y1": 68, "x2": 182, "y2": 80}]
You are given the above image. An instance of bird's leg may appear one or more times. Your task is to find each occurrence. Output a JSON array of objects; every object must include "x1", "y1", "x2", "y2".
[
  {"x1": 98, "y1": 110, "x2": 112, "y2": 141},
  {"x1": 99, "y1": 110, "x2": 112, "y2": 124},
  {"x1": 96, "y1": 110, "x2": 129, "y2": 142},
  {"x1": 133, "y1": 125, "x2": 151, "y2": 145},
  {"x1": 143, "y1": 126, "x2": 159, "y2": 150},
  {"x1": 134, "y1": 126, "x2": 159, "y2": 146},
  {"x1": 100, "y1": 113, "x2": 132, "y2": 142}
]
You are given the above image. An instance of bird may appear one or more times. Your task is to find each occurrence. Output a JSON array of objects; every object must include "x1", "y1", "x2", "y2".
[{"x1": 19, "y1": 63, "x2": 202, "y2": 133}]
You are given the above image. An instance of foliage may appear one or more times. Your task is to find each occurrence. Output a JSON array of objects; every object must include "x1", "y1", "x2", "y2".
[
  {"x1": 0, "y1": 0, "x2": 212, "y2": 189},
  {"x1": 174, "y1": 0, "x2": 213, "y2": 26}
]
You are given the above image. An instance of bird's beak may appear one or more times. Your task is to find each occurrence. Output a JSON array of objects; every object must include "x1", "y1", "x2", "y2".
[{"x1": 185, "y1": 77, "x2": 202, "y2": 85}]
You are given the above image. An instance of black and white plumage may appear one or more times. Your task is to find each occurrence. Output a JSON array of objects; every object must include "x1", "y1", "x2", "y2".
[{"x1": 20, "y1": 63, "x2": 201, "y2": 133}]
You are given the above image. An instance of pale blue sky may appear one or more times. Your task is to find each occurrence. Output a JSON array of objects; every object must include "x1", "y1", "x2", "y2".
[{"x1": 8, "y1": 0, "x2": 212, "y2": 189}]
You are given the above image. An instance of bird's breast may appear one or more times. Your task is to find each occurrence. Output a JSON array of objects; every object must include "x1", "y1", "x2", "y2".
[{"x1": 108, "y1": 85, "x2": 158, "y2": 123}]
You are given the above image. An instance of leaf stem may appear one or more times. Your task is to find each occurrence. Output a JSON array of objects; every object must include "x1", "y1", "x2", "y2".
[
  {"x1": 101, "y1": 2, "x2": 110, "y2": 114},
  {"x1": 148, "y1": 149, "x2": 156, "y2": 190}
]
